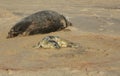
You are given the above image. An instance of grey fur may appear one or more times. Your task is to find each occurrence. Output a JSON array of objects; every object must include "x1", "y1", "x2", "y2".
[
  {"x1": 34, "y1": 36, "x2": 79, "y2": 49},
  {"x1": 7, "y1": 10, "x2": 72, "y2": 38}
]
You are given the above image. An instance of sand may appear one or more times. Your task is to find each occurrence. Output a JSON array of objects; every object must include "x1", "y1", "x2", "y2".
[{"x1": 0, "y1": 0, "x2": 120, "y2": 76}]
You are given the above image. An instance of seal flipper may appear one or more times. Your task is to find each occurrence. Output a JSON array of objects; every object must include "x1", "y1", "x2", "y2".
[{"x1": 7, "y1": 20, "x2": 32, "y2": 38}]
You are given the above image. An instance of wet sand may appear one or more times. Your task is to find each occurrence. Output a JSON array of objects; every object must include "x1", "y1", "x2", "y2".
[{"x1": 0, "y1": 0, "x2": 120, "y2": 76}]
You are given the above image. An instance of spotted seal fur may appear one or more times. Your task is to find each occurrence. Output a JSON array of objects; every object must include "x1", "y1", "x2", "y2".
[
  {"x1": 34, "y1": 36, "x2": 79, "y2": 49},
  {"x1": 7, "y1": 10, "x2": 72, "y2": 38}
]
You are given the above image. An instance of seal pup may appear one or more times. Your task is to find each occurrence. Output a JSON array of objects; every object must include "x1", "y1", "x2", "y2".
[
  {"x1": 34, "y1": 36, "x2": 79, "y2": 49},
  {"x1": 7, "y1": 10, "x2": 72, "y2": 38}
]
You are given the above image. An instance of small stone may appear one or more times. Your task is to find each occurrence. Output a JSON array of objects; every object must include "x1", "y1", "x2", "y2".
[{"x1": 7, "y1": 69, "x2": 14, "y2": 75}]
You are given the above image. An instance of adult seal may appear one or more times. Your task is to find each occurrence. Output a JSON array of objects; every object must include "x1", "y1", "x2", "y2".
[{"x1": 7, "y1": 10, "x2": 72, "y2": 38}]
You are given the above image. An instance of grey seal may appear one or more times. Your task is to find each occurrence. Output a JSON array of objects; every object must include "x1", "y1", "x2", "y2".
[
  {"x1": 7, "y1": 10, "x2": 72, "y2": 38},
  {"x1": 34, "y1": 36, "x2": 79, "y2": 49}
]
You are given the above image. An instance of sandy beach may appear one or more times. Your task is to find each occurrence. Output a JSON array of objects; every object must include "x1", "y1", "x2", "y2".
[{"x1": 0, "y1": 0, "x2": 120, "y2": 76}]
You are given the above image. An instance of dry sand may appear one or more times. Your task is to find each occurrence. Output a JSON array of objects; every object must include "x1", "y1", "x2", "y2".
[{"x1": 0, "y1": 0, "x2": 120, "y2": 76}]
